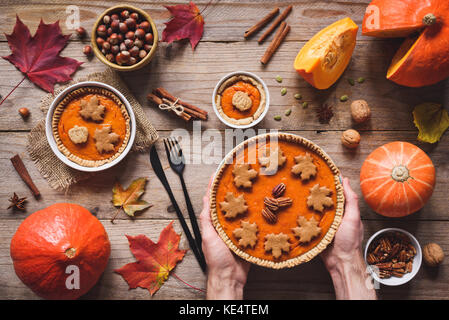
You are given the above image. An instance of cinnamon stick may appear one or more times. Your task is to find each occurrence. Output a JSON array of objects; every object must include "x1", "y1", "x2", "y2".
[
  {"x1": 10, "y1": 154, "x2": 40, "y2": 198},
  {"x1": 244, "y1": 7, "x2": 279, "y2": 39},
  {"x1": 153, "y1": 87, "x2": 208, "y2": 121},
  {"x1": 260, "y1": 22, "x2": 290, "y2": 64},
  {"x1": 258, "y1": 5, "x2": 292, "y2": 44},
  {"x1": 147, "y1": 93, "x2": 191, "y2": 121}
]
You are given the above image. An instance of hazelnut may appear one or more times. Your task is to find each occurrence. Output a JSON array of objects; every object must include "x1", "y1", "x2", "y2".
[
  {"x1": 135, "y1": 28, "x2": 145, "y2": 39},
  {"x1": 83, "y1": 45, "x2": 93, "y2": 56},
  {"x1": 423, "y1": 243, "x2": 444, "y2": 267},
  {"x1": 145, "y1": 33, "x2": 154, "y2": 44},
  {"x1": 124, "y1": 39, "x2": 134, "y2": 49},
  {"x1": 111, "y1": 20, "x2": 120, "y2": 32},
  {"x1": 105, "y1": 53, "x2": 115, "y2": 62},
  {"x1": 134, "y1": 39, "x2": 143, "y2": 48},
  {"x1": 139, "y1": 21, "x2": 150, "y2": 32},
  {"x1": 341, "y1": 129, "x2": 360, "y2": 149},
  {"x1": 125, "y1": 31, "x2": 135, "y2": 40},
  {"x1": 103, "y1": 15, "x2": 111, "y2": 25},
  {"x1": 102, "y1": 41, "x2": 111, "y2": 51},
  {"x1": 125, "y1": 18, "x2": 136, "y2": 30},
  {"x1": 117, "y1": 33, "x2": 124, "y2": 43},
  {"x1": 76, "y1": 27, "x2": 87, "y2": 38},
  {"x1": 129, "y1": 57, "x2": 137, "y2": 65},
  {"x1": 121, "y1": 10, "x2": 130, "y2": 19},
  {"x1": 107, "y1": 27, "x2": 113, "y2": 36},
  {"x1": 129, "y1": 46, "x2": 140, "y2": 57},
  {"x1": 119, "y1": 22, "x2": 128, "y2": 34},
  {"x1": 96, "y1": 37, "x2": 105, "y2": 47},
  {"x1": 18, "y1": 107, "x2": 30, "y2": 119},
  {"x1": 97, "y1": 25, "x2": 107, "y2": 37},
  {"x1": 111, "y1": 45, "x2": 120, "y2": 55},
  {"x1": 109, "y1": 33, "x2": 119, "y2": 45},
  {"x1": 130, "y1": 12, "x2": 139, "y2": 21},
  {"x1": 144, "y1": 44, "x2": 152, "y2": 52},
  {"x1": 351, "y1": 99, "x2": 371, "y2": 124},
  {"x1": 139, "y1": 49, "x2": 147, "y2": 59},
  {"x1": 111, "y1": 13, "x2": 119, "y2": 21},
  {"x1": 119, "y1": 42, "x2": 127, "y2": 52}
]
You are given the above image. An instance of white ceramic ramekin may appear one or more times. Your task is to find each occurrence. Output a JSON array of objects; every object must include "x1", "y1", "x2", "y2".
[
  {"x1": 212, "y1": 71, "x2": 270, "y2": 129},
  {"x1": 45, "y1": 81, "x2": 136, "y2": 172},
  {"x1": 364, "y1": 228, "x2": 422, "y2": 286}
]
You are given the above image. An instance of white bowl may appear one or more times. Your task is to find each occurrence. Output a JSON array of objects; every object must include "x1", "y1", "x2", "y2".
[
  {"x1": 212, "y1": 71, "x2": 270, "y2": 129},
  {"x1": 364, "y1": 228, "x2": 422, "y2": 286},
  {"x1": 45, "y1": 81, "x2": 136, "y2": 172}
]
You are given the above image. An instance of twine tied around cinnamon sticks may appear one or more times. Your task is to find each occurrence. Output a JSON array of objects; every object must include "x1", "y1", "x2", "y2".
[{"x1": 158, "y1": 97, "x2": 185, "y2": 116}]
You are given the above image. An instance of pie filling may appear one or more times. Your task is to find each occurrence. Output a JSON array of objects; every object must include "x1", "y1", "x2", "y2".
[
  {"x1": 221, "y1": 81, "x2": 261, "y2": 119},
  {"x1": 215, "y1": 139, "x2": 337, "y2": 262},
  {"x1": 57, "y1": 93, "x2": 127, "y2": 161}
]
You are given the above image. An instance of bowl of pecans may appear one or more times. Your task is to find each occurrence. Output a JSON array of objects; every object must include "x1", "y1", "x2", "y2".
[
  {"x1": 364, "y1": 228, "x2": 422, "y2": 286},
  {"x1": 91, "y1": 5, "x2": 158, "y2": 71}
]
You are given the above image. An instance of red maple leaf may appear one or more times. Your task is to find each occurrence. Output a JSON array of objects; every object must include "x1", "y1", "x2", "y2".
[
  {"x1": 162, "y1": 1, "x2": 205, "y2": 49},
  {"x1": 1, "y1": 16, "x2": 82, "y2": 104},
  {"x1": 115, "y1": 222, "x2": 188, "y2": 296}
]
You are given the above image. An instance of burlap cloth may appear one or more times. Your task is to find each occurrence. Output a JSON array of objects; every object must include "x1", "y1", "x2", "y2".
[{"x1": 27, "y1": 69, "x2": 159, "y2": 190}]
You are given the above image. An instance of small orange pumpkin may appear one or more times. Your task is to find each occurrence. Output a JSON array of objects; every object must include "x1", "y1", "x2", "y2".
[
  {"x1": 10, "y1": 203, "x2": 110, "y2": 299},
  {"x1": 360, "y1": 142, "x2": 435, "y2": 217}
]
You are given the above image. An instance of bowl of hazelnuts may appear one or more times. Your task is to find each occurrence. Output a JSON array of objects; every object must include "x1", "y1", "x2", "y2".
[{"x1": 91, "y1": 5, "x2": 158, "y2": 71}]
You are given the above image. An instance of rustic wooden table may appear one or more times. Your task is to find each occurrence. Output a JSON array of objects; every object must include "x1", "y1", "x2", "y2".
[{"x1": 0, "y1": 0, "x2": 448, "y2": 300}]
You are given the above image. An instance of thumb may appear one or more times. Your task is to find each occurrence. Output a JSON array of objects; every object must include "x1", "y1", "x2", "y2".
[{"x1": 342, "y1": 177, "x2": 361, "y2": 222}]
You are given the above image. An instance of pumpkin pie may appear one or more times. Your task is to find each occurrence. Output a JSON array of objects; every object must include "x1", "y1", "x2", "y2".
[
  {"x1": 52, "y1": 86, "x2": 131, "y2": 167},
  {"x1": 210, "y1": 133, "x2": 344, "y2": 269},
  {"x1": 215, "y1": 75, "x2": 266, "y2": 126}
]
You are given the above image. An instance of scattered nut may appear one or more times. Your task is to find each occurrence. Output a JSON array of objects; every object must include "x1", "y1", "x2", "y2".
[
  {"x1": 76, "y1": 27, "x2": 87, "y2": 38},
  {"x1": 423, "y1": 243, "x2": 444, "y2": 267},
  {"x1": 18, "y1": 107, "x2": 30, "y2": 119},
  {"x1": 83, "y1": 45, "x2": 93, "y2": 56},
  {"x1": 351, "y1": 99, "x2": 371, "y2": 123},
  {"x1": 341, "y1": 129, "x2": 360, "y2": 149}
]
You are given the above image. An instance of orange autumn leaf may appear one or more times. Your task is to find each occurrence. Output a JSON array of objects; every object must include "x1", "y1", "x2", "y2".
[
  {"x1": 115, "y1": 222, "x2": 187, "y2": 296},
  {"x1": 162, "y1": 1, "x2": 205, "y2": 49}
]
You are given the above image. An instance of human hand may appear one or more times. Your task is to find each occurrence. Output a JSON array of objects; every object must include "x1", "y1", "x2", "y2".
[
  {"x1": 200, "y1": 177, "x2": 250, "y2": 300},
  {"x1": 321, "y1": 177, "x2": 376, "y2": 300}
]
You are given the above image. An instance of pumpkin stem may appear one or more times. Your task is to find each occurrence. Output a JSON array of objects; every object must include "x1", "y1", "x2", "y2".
[
  {"x1": 65, "y1": 247, "x2": 76, "y2": 258},
  {"x1": 391, "y1": 165, "x2": 410, "y2": 182},
  {"x1": 423, "y1": 13, "x2": 437, "y2": 26}
]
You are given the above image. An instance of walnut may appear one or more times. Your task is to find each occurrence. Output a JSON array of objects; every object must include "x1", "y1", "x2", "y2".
[
  {"x1": 423, "y1": 243, "x2": 444, "y2": 267},
  {"x1": 350, "y1": 99, "x2": 371, "y2": 123},
  {"x1": 341, "y1": 129, "x2": 360, "y2": 149},
  {"x1": 232, "y1": 91, "x2": 252, "y2": 111}
]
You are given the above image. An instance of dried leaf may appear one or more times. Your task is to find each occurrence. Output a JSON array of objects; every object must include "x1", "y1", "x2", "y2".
[
  {"x1": 162, "y1": 1, "x2": 205, "y2": 49},
  {"x1": 112, "y1": 178, "x2": 152, "y2": 217},
  {"x1": 413, "y1": 102, "x2": 449, "y2": 143},
  {"x1": 2, "y1": 16, "x2": 82, "y2": 93},
  {"x1": 115, "y1": 222, "x2": 187, "y2": 296}
]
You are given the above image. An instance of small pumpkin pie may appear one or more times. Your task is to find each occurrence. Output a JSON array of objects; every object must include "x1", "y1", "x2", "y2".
[
  {"x1": 52, "y1": 86, "x2": 131, "y2": 167},
  {"x1": 210, "y1": 133, "x2": 344, "y2": 269},
  {"x1": 215, "y1": 74, "x2": 267, "y2": 126}
]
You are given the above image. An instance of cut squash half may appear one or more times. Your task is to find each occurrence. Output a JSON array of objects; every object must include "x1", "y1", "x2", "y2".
[{"x1": 294, "y1": 18, "x2": 358, "y2": 90}]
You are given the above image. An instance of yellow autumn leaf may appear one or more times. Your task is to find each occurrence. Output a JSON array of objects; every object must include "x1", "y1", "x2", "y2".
[
  {"x1": 413, "y1": 102, "x2": 449, "y2": 143},
  {"x1": 112, "y1": 178, "x2": 152, "y2": 221}
]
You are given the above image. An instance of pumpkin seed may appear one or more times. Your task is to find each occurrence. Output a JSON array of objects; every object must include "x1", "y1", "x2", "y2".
[
  {"x1": 348, "y1": 78, "x2": 355, "y2": 86},
  {"x1": 280, "y1": 88, "x2": 287, "y2": 96},
  {"x1": 275, "y1": 75, "x2": 283, "y2": 83},
  {"x1": 274, "y1": 115, "x2": 282, "y2": 121},
  {"x1": 285, "y1": 109, "x2": 292, "y2": 116},
  {"x1": 294, "y1": 93, "x2": 302, "y2": 100},
  {"x1": 302, "y1": 102, "x2": 309, "y2": 108},
  {"x1": 340, "y1": 95, "x2": 349, "y2": 102},
  {"x1": 357, "y1": 77, "x2": 365, "y2": 83}
]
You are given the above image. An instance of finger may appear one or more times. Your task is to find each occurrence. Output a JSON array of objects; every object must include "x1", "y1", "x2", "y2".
[
  {"x1": 342, "y1": 177, "x2": 361, "y2": 222},
  {"x1": 200, "y1": 174, "x2": 216, "y2": 234}
]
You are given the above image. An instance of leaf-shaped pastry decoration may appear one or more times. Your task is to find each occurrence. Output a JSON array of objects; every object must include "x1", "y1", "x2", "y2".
[{"x1": 413, "y1": 102, "x2": 449, "y2": 143}]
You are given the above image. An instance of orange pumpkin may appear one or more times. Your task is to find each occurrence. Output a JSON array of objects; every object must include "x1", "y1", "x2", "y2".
[
  {"x1": 360, "y1": 142, "x2": 435, "y2": 217},
  {"x1": 294, "y1": 17, "x2": 358, "y2": 89},
  {"x1": 10, "y1": 203, "x2": 110, "y2": 299},
  {"x1": 362, "y1": 0, "x2": 449, "y2": 87}
]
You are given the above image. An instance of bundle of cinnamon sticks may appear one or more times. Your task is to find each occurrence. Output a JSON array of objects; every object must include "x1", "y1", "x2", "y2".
[
  {"x1": 147, "y1": 87, "x2": 208, "y2": 122},
  {"x1": 244, "y1": 5, "x2": 292, "y2": 64}
]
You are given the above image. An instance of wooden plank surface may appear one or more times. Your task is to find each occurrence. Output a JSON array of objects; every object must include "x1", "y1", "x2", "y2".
[{"x1": 0, "y1": 0, "x2": 448, "y2": 300}]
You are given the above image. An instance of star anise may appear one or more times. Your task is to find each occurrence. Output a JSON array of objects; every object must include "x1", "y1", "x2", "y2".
[
  {"x1": 8, "y1": 193, "x2": 27, "y2": 210},
  {"x1": 316, "y1": 103, "x2": 334, "y2": 124}
]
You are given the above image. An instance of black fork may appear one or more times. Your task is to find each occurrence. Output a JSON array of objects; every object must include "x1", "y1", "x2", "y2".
[{"x1": 164, "y1": 137, "x2": 204, "y2": 257}]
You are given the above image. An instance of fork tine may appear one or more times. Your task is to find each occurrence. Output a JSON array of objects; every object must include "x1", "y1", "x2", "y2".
[
  {"x1": 168, "y1": 137, "x2": 177, "y2": 160},
  {"x1": 163, "y1": 138, "x2": 171, "y2": 161},
  {"x1": 173, "y1": 138, "x2": 186, "y2": 164}
]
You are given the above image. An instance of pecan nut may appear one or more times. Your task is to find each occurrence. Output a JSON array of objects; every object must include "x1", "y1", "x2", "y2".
[
  {"x1": 262, "y1": 207, "x2": 277, "y2": 224},
  {"x1": 277, "y1": 197, "x2": 292, "y2": 208},
  {"x1": 264, "y1": 197, "x2": 279, "y2": 211},
  {"x1": 272, "y1": 183, "x2": 286, "y2": 198}
]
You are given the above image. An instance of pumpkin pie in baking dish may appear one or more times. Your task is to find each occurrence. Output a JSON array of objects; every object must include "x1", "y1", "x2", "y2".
[
  {"x1": 52, "y1": 86, "x2": 131, "y2": 167},
  {"x1": 210, "y1": 133, "x2": 344, "y2": 269}
]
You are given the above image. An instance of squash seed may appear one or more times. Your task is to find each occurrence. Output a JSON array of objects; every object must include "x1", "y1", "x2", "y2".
[
  {"x1": 348, "y1": 78, "x2": 355, "y2": 86},
  {"x1": 340, "y1": 95, "x2": 349, "y2": 102},
  {"x1": 357, "y1": 77, "x2": 365, "y2": 83},
  {"x1": 274, "y1": 115, "x2": 282, "y2": 121},
  {"x1": 294, "y1": 93, "x2": 302, "y2": 100},
  {"x1": 275, "y1": 75, "x2": 283, "y2": 83},
  {"x1": 280, "y1": 88, "x2": 287, "y2": 96},
  {"x1": 302, "y1": 102, "x2": 309, "y2": 108},
  {"x1": 285, "y1": 109, "x2": 292, "y2": 116}
]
